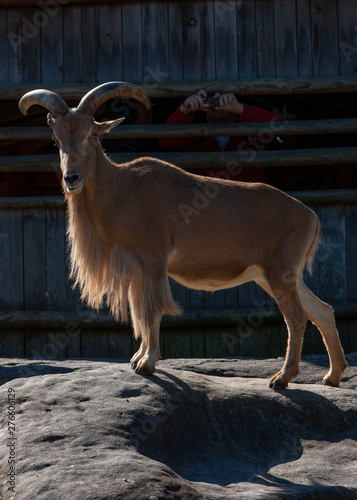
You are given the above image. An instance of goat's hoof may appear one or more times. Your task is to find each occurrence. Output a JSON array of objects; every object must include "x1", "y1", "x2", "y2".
[
  {"x1": 269, "y1": 372, "x2": 288, "y2": 390},
  {"x1": 131, "y1": 361, "x2": 137, "y2": 370},
  {"x1": 135, "y1": 364, "x2": 154, "y2": 376},
  {"x1": 322, "y1": 378, "x2": 338, "y2": 387},
  {"x1": 269, "y1": 380, "x2": 288, "y2": 390}
]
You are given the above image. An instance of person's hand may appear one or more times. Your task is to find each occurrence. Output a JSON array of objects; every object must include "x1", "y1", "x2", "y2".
[
  {"x1": 214, "y1": 92, "x2": 244, "y2": 115},
  {"x1": 180, "y1": 90, "x2": 208, "y2": 115}
]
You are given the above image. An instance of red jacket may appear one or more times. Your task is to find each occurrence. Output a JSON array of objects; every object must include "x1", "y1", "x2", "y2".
[{"x1": 159, "y1": 104, "x2": 280, "y2": 182}]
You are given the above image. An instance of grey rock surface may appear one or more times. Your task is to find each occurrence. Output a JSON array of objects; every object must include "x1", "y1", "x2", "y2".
[{"x1": 0, "y1": 354, "x2": 356, "y2": 499}]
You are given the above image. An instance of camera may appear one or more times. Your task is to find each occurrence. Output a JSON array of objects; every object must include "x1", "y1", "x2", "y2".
[{"x1": 202, "y1": 96, "x2": 220, "y2": 108}]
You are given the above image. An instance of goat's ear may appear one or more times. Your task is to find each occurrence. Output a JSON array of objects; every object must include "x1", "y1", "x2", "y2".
[
  {"x1": 47, "y1": 113, "x2": 56, "y2": 130},
  {"x1": 95, "y1": 118, "x2": 126, "y2": 135}
]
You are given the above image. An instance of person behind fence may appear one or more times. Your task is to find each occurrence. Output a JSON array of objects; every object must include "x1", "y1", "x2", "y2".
[{"x1": 159, "y1": 89, "x2": 281, "y2": 182}]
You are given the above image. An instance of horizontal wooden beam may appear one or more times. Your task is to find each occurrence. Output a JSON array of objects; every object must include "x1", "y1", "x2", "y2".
[
  {"x1": 0, "y1": 309, "x2": 281, "y2": 330},
  {"x1": 0, "y1": 196, "x2": 65, "y2": 209},
  {"x1": 2, "y1": 76, "x2": 357, "y2": 100},
  {"x1": 1, "y1": 147, "x2": 357, "y2": 173},
  {"x1": 0, "y1": 304, "x2": 356, "y2": 329},
  {"x1": 1, "y1": 0, "x2": 115, "y2": 3},
  {"x1": 0, "y1": 190, "x2": 356, "y2": 209},
  {"x1": 3, "y1": 118, "x2": 357, "y2": 141},
  {"x1": 0, "y1": 127, "x2": 52, "y2": 141},
  {"x1": 0, "y1": 154, "x2": 59, "y2": 172},
  {"x1": 287, "y1": 189, "x2": 357, "y2": 205},
  {"x1": 0, "y1": 0, "x2": 179, "y2": 5}
]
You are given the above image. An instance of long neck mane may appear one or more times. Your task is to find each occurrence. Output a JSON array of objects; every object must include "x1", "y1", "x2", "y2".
[
  {"x1": 65, "y1": 146, "x2": 181, "y2": 333},
  {"x1": 65, "y1": 149, "x2": 140, "y2": 323}
]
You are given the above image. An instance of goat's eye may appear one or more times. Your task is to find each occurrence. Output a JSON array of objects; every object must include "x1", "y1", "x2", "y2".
[{"x1": 89, "y1": 133, "x2": 98, "y2": 140}]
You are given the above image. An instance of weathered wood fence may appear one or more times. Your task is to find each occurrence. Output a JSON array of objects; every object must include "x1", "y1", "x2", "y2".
[
  {"x1": 1, "y1": 78, "x2": 357, "y2": 359},
  {"x1": 0, "y1": 0, "x2": 356, "y2": 359},
  {"x1": 1, "y1": 79, "x2": 357, "y2": 359}
]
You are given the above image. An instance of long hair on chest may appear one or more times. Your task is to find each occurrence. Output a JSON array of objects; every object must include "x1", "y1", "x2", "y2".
[{"x1": 65, "y1": 196, "x2": 180, "y2": 338}]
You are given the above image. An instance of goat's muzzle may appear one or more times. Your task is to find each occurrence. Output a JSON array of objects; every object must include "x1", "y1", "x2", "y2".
[{"x1": 64, "y1": 173, "x2": 83, "y2": 194}]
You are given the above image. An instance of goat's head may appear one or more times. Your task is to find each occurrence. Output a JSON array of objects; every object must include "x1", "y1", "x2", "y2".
[{"x1": 19, "y1": 82, "x2": 151, "y2": 195}]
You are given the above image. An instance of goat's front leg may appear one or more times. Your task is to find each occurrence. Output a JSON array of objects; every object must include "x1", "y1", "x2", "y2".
[
  {"x1": 129, "y1": 258, "x2": 179, "y2": 376},
  {"x1": 134, "y1": 311, "x2": 162, "y2": 375},
  {"x1": 130, "y1": 339, "x2": 147, "y2": 371}
]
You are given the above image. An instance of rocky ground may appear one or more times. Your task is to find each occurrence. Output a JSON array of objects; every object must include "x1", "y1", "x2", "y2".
[{"x1": 0, "y1": 353, "x2": 356, "y2": 499}]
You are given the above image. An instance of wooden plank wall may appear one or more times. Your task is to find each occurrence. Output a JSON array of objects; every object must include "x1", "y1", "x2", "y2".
[
  {"x1": 0, "y1": 0, "x2": 356, "y2": 85},
  {"x1": 0, "y1": 202, "x2": 356, "y2": 359},
  {"x1": 0, "y1": 0, "x2": 356, "y2": 360}
]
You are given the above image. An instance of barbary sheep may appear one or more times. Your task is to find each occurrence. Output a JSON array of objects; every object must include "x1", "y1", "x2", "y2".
[{"x1": 19, "y1": 82, "x2": 347, "y2": 389}]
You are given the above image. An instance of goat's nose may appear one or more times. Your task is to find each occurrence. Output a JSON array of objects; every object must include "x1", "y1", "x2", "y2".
[{"x1": 64, "y1": 173, "x2": 80, "y2": 185}]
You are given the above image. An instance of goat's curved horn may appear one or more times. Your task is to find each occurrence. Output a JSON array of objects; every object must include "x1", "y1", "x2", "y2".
[
  {"x1": 19, "y1": 89, "x2": 69, "y2": 117},
  {"x1": 76, "y1": 81, "x2": 151, "y2": 116}
]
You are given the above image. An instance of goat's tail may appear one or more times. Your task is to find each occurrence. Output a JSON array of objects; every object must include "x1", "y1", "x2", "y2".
[{"x1": 305, "y1": 214, "x2": 322, "y2": 275}]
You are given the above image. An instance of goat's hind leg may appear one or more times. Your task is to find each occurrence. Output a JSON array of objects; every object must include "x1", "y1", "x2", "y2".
[
  {"x1": 262, "y1": 272, "x2": 308, "y2": 389},
  {"x1": 297, "y1": 279, "x2": 347, "y2": 386}
]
